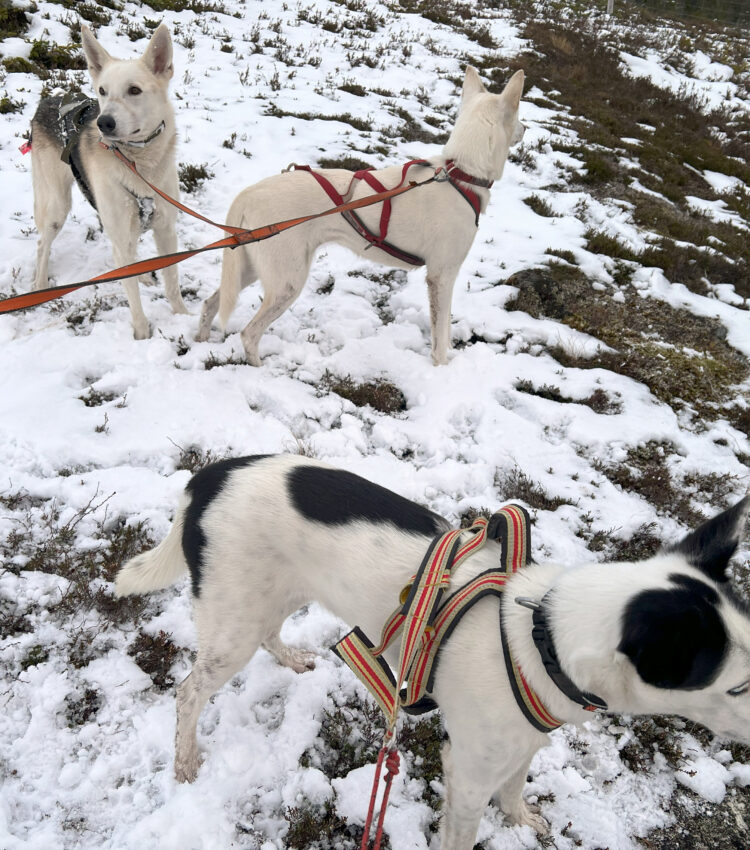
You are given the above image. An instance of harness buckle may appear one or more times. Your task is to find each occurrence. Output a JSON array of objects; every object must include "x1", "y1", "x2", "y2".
[{"x1": 514, "y1": 596, "x2": 542, "y2": 611}]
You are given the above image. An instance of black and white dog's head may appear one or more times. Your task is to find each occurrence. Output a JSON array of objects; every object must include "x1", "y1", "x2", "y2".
[{"x1": 615, "y1": 496, "x2": 750, "y2": 741}]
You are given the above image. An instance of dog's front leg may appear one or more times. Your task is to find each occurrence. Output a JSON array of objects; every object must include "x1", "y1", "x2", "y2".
[
  {"x1": 152, "y1": 204, "x2": 188, "y2": 315},
  {"x1": 100, "y1": 203, "x2": 150, "y2": 339},
  {"x1": 439, "y1": 739, "x2": 497, "y2": 850},
  {"x1": 426, "y1": 270, "x2": 458, "y2": 366},
  {"x1": 493, "y1": 755, "x2": 549, "y2": 835}
]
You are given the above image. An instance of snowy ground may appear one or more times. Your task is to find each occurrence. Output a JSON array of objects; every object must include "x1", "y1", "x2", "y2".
[{"x1": 0, "y1": 1, "x2": 749, "y2": 848}]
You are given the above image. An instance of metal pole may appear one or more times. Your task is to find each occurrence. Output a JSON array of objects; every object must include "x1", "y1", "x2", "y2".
[{"x1": 607, "y1": 0, "x2": 614, "y2": 13}]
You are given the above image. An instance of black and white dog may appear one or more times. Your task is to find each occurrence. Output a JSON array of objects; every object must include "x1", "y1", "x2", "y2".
[{"x1": 116, "y1": 454, "x2": 750, "y2": 849}]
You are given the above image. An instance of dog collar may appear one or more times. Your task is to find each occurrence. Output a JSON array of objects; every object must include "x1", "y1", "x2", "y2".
[
  {"x1": 444, "y1": 159, "x2": 494, "y2": 189},
  {"x1": 515, "y1": 594, "x2": 608, "y2": 713},
  {"x1": 102, "y1": 121, "x2": 166, "y2": 151},
  {"x1": 121, "y1": 121, "x2": 166, "y2": 148}
]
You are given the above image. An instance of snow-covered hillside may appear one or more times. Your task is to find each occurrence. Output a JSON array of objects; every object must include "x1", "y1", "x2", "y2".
[{"x1": 0, "y1": 1, "x2": 748, "y2": 848}]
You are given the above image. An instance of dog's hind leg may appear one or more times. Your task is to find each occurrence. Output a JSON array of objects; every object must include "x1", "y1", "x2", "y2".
[
  {"x1": 238, "y1": 261, "x2": 311, "y2": 366},
  {"x1": 263, "y1": 627, "x2": 316, "y2": 674},
  {"x1": 197, "y1": 245, "x2": 255, "y2": 342},
  {"x1": 31, "y1": 144, "x2": 74, "y2": 290},
  {"x1": 425, "y1": 268, "x2": 459, "y2": 366},
  {"x1": 174, "y1": 624, "x2": 265, "y2": 783}
]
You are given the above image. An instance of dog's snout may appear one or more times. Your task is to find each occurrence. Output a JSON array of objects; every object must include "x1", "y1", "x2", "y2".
[{"x1": 97, "y1": 114, "x2": 116, "y2": 135}]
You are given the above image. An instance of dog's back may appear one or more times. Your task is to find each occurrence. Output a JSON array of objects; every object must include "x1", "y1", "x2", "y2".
[{"x1": 117, "y1": 454, "x2": 452, "y2": 639}]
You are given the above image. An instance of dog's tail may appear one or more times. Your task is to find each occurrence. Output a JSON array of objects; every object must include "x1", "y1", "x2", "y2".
[
  {"x1": 115, "y1": 495, "x2": 189, "y2": 597},
  {"x1": 218, "y1": 244, "x2": 243, "y2": 330}
]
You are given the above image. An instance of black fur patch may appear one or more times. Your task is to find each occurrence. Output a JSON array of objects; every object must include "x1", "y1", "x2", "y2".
[
  {"x1": 287, "y1": 465, "x2": 448, "y2": 536},
  {"x1": 669, "y1": 495, "x2": 750, "y2": 583},
  {"x1": 31, "y1": 97, "x2": 65, "y2": 146},
  {"x1": 182, "y1": 455, "x2": 271, "y2": 596},
  {"x1": 618, "y1": 576, "x2": 727, "y2": 690}
]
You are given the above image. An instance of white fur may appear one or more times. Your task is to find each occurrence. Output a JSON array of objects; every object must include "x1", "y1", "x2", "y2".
[
  {"x1": 31, "y1": 24, "x2": 186, "y2": 339},
  {"x1": 116, "y1": 455, "x2": 750, "y2": 849},
  {"x1": 196, "y1": 67, "x2": 526, "y2": 366}
]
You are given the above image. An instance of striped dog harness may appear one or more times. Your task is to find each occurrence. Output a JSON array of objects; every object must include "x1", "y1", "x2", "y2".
[{"x1": 333, "y1": 504, "x2": 564, "y2": 735}]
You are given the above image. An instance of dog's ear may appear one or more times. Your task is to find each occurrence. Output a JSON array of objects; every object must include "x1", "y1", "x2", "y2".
[
  {"x1": 142, "y1": 23, "x2": 174, "y2": 79},
  {"x1": 500, "y1": 69, "x2": 525, "y2": 112},
  {"x1": 460, "y1": 66, "x2": 486, "y2": 108},
  {"x1": 618, "y1": 579, "x2": 727, "y2": 689},
  {"x1": 81, "y1": 25, "x2": 112, "y2": 80},
  {"x1": 668, "y1": 495, "x2": 750, "y2": 583}
]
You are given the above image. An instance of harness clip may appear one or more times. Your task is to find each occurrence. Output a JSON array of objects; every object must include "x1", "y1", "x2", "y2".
[{"x1": 514, "y1": 596, "x2": 542, "y2": 611}]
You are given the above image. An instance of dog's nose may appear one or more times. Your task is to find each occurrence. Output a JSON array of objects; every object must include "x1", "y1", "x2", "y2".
[{"x1": 97, "y1": 114, "x2": 117, "y2": 135}]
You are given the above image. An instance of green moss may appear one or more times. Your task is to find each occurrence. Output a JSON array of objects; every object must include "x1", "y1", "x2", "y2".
[
  {"x1": 28, "y1": 39, "x2": 86, "y2": 70},
  {"x1": 0, "y1": 93, "x2": 24, "y2": 113},
  {"x1": 0, "y1": 0, "x2": 29, "y2": 40},
  {"x1": 523, "y1": 194, "x2": 557, "y2": 217},
  {"x1": 2, "y1": 56, "x2": 35, "y2": 74}
]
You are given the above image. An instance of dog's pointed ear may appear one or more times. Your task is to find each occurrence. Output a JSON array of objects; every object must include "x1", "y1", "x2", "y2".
[
  {"x1": 81, "y1": 25, "x2": 112, "y2": 80},
  {"x1": 500, "y1": 69, "x2": 525, "y2": 112},
  {"x1": 460, "y1": 66, "x2": 486, "y2": 108},
  {"x1": 142, "y1": 23, "x2": 173, "y2": 79},
  {"x1": 668, "y1": 495, "x2": 750, "y2": 583}
]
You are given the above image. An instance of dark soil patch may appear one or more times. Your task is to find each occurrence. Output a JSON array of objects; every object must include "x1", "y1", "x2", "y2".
[
  {"x1": 178, "y1": 162, "x2": 214, "y2": 194},
  {"x1": 128, "y1": 630, "x2": 180, "y2": 691},
  {"x1": 484, "y1": 21, "x2": 750, "y2": 301},
  {"x1": 323, "y1": 373, "x2": 407, "y2": 414},
  {"x1": 515, "y1": 379, "x2": 622, "y2": 414},
  {"x1": 496, "y1": 466, "x2": 575, "y2": 512},
  {"x1": 595, "y1": 441, "x2": 704, "y2": 526},
  {"x1": 506, "y1": 264, "x2": 748, "y2": 418},
  {"x1": 316, "y1": 155, "x2": 373, "y2": 171}
]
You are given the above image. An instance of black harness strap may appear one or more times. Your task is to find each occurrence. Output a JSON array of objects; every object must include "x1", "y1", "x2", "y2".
[{"x1": 57, "y1": 94, "x2": 100, "y2": 211}]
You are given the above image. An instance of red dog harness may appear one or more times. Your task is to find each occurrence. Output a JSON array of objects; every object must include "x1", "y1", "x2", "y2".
[{"x1": 291, "y1": 159, "x2": 492, "y2": 267}]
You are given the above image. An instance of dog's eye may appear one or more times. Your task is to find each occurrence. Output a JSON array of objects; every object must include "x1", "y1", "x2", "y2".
[
  {"x1": 128, "y1": 86, "x2": 142, "y2": 96},
  {"x1": 98, "y1": 86, "x2": 106, "y2": 96},
  {"x1": 727, "y1": 681, "x2": 750, "y2": 697}
]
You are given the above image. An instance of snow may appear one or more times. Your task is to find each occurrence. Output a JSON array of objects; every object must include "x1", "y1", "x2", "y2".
[
  {"x1": 620, "y1": 48, "x2": 745, "y2": 113},
  {"x1": 1, "y1": 2, "x2": 749, "y2": 849}
]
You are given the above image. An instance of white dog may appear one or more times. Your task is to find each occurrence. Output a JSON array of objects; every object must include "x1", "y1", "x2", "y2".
[
  {"x1": 116, "y1": 454, "x2": 750, "y2": 849},
  {"x1": 196, "y1": 67, "x2": 525, "y2": 365},
  {"x1": 30, "y1": 24, "x2": 186, "y2": 338}
]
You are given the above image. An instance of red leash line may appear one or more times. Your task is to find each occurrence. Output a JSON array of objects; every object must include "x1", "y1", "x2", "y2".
[{"x1": 0, "y1": 146, "x2": 439, "y2": 315}]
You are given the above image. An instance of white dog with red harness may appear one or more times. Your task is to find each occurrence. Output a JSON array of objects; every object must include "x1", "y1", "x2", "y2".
[
  {"x1": 115, "y1": 454, "x2": 750, "y2": 848},
  {"x1": 196, "y1": 66, "x2": 526, "y2": 366}
]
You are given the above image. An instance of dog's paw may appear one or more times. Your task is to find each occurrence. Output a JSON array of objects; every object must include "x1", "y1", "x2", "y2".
[
  {"x1": 133, "y1": 321, "x2": 152, "y2": 341},
  {"x1": 174, "y1": 753, "x2": 202, "y2": 783},
  {"x1": 275, "y1": 646, "x2": 317, "y2": 673},
  {"x1": 508, "y1": 801, "x2": 548, "y2": 835}
]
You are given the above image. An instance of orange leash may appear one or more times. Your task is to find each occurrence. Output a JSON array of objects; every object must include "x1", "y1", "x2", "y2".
[{"x1": 0, "y1": 145, "x2": 440, "y2": 315}]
